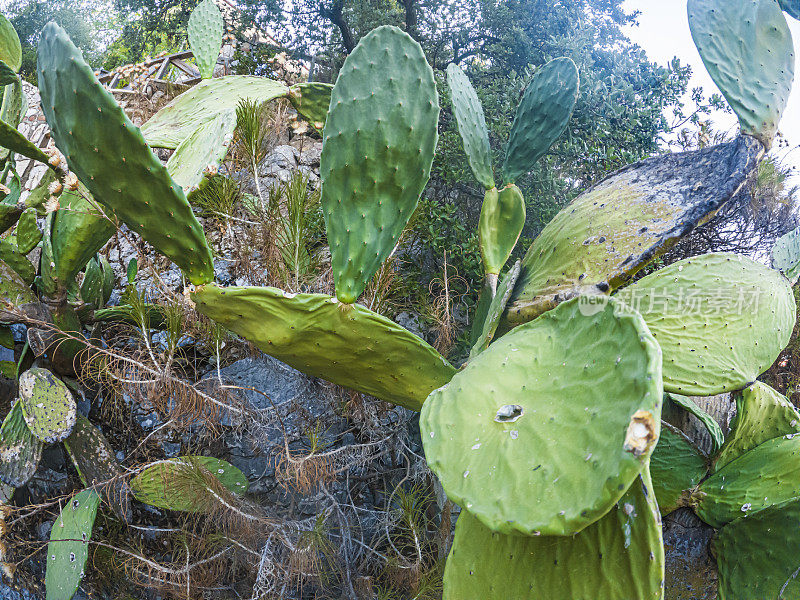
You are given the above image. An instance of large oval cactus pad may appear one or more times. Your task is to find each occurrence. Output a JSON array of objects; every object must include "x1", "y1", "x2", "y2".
[
  {"x1": 142, "y1": 76, "x2": 288, "y2": 148},
  {"x1": 651, "y1": 422, "x2": 708, "y2": 515},
  {"x1": 192, "y1": 284, "x2": 456, "y2": 410},
  {"x1": 615, "y1": 253, "x2": 794, "y2": 396},
  {"x1": 187, "y1": 0, "x2": 223, "y2": 80},
  {"x1": 715, "y1": 499, "x2": 800, "y2": 599},
  {"x1": 688, "y1": 0, "x2": 794, "y2": 148},
  {"x1": 771, "y1": 226, "x2": 800, "y2": 284},
  {"x1": 18, "y1": 367, "x2": 77, "y2": 444},
  {"x1": 504, "y1": 136, "x2": 763, "y2": 327},
  {"x1": 713, "y1": 382, "x2": 800, "y2": 472},
  {"x1": 421, "y1": 296, "x2": 662, "y2": 536},
  {"x1": 0, "y1": 13, "x2": 21, "y2": 73},
  {"x1": 502, "y1": 57, "x2": 579, "y2": 185},
  {"x1": 45, "y1": 488, "x2": 101, "y2": 600},
  {"x1": 321, "y1": 26, "x2": 439, "y2": 303},
  {"x1": 37, "y1": 22, "x2": 214, "y2": 284},
  {"x1": 446, "y1": 63, "x2": 495, "y2": 189},
  {"x1": 443, "y1": 473, "x2": 664, "y2": 600},
  {"x1": 0, "y1": 401, "x2": 43, "y2": 486}
]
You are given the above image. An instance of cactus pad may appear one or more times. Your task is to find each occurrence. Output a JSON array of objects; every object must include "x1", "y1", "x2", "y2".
[
  {"x1": 321, "y1": 26, "x2": 439, "y2": 303},
  {"x1": 504, "y1": 136, "x2": 763, "y2": 327},
  {"x1": 0, "y1": 117, "x2": 50, "y2": 164},
  {"x1": 288, "y1": 82, "x2": 333, "y2": 132},
  {"x1": 141, "y1": 75, "x2": 288, "y2": 148},
  {"x1": 45, "y1": 488, "x2": 101, "y2": 600},
  {"x1": 668, "y1": 393, "x2": 724, "y2": 453},
  {"x1": 502, "y1": 57, "x2": 579, "y2": 185},
  {"x1": 421, "y1": 296, "x2": 662, "y2": 536},
  {"x1": 166, "y1": 109, "x2": 236, "y2": 195},
  {"x1": 0, "y1": 202, "x2": 22, "y2": 235},
  {"x1": 15, "y1": 208, "x2": 41, "y2": 255},
  {"x1": 0, "y1": 13, "x2": 21, "y2": 73},
  {"x1": 443, "y1": 473, "x2": 663, "y2": 599},
  {"x1": 694, "y1": 433, "x2": 800, "y2": 527},
  {"x1": 18, "y1": 367, "x2": 77, "y2": 444},
  {"x1": 0, "y1": 257, "x2": 34, "y2": 308},
  {"x1": 192, "y1": 284, "x2": 457, "y2": 410},
  {"x1": 615, "y1": 252, "x2": 795, "y2": 396},
  {"x1": 187, "y1": 0, "x2": 223, "y2": 80},
  {"x1": 688, "y1": 0, "x2": 794, "y2": 148},
  {"x1": 780, "y1": 0, "x2": 800, "y2": 18},
  {"x1": 469, "y1": 260, "x2": 520, "y2": 359},
  {"x1": 446, "y1": 63, "x2": 494, "y2": 189},
  {"x1": 650, "y1": 422, "x2": 707, "y2": 515},
  {"x1": 479, "y1": 184, "x2": 525, "y2": 276},
  {"x1": 715, "y1": 498, "x2": 800, "y2": 599},
  {"x1": 0, "y1": 239, "x2": 34, "y2": 283},
  {"x1": 130, "y1": 455, "x2": 248, "y2": 512},
  {"x1": 37, "y1": 22, "x2": 214, "y2": 284},
  {"x1": 713, "y1": 382, "x2": 800, "y2": 472},
  {"x1": 771, "y1": 226, "x2": 800, "y2": 283},
  {"x1": 0, "y1": 401, "x2": 43, "y2": 486}
]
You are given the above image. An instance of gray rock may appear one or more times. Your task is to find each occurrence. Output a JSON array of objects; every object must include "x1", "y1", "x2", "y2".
[
  {"x1": 259, "y1": 145, "x2": 298, "y2": 175},
  {"x1": 297, "y1": 142, "x2": 323, "y2": 167},
  {"x1": 214, "y1": 257, "x2": 236, "y2": 285},
  {"x1": 161, "y1": 441, "x2": 181, "y2": 458},
  {"x1": 0, "y1": 584, "x2": 40, "y2": 600},
  {"x1": 395, "y1": 311, "x2": 425, "y2": 338},
  {"x1": 663, "y1": 509, "x2": 717, "y2": 599}
]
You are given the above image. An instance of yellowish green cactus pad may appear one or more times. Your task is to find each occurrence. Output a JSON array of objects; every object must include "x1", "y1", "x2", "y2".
[
  {"x1": 615, "y1": 253, "x2": 795, "y2": 396},
  {"x1": 479, "y1": 184, "x2": 525, "y2": 276},
  {"x1": 443, "y1": 472, "x2": 664, "y2": 599},
  {"x1": 468, "y1": 260, "x2": 521, "y2": 360},
  {"x1": 18, "y1": 367, "x2": 77, "y2": 444},
  {"x1": 0, "y1": 13, "x2": 21, "y2": 73},
  {"x1": 421, "y1": 296, "x2": 662, "y2": 536},
  {"x1": 192, "y1": 284, "x2": 456, "y2": 410},
  {"x1": 650, "y1": 422, "x2": 708, "y2": 516},
  {"x1": 187, "y1": 0, "x2": 223, "y2": 80},
  {"x1": 0, "y1": 401, "x2": 43, "y2": 486},
  {"x1": 287, "y1": 82, "x2": 334, "y2": 132},
  {"x1": 0, "y1": 257, "x2": 33, "y2": 310}
]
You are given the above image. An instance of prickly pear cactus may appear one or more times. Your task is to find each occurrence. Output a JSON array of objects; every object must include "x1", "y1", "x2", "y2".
[
  {"x1": 166, "y1": 108, "x2": 236, "y2": 195},
  {"x1": 714, "y1": 498, "x2": 800, "y2": 599},
  {"x1": 421, "y1": 296, "x2": 662, "y2": 536},
  {"x1": 14, "y1": 208, "x2": 41, "y2": 255},
  {"x1": 502, "y1": 57, "x2": 579, "y2": 184},
  {"x1": 0, "y1": 238, "x2": 34, "y2": 283},
  {"x1": 0, "y1": 117, "x2": 51, "y2": 164},
  {"x1": 18, "y1": 367, "x2": 77, "y2": 444},
  {"x1": 779, "y1": 0, "x2": 800, "y2": 18},
  {"x1": 668, "y1": 393, "x2": 724, "y2": 453},
  {"x1": 446, "y1": 63, "x2": 495, "y2": 189},
  {"x1": 0, "y1": 203, "x2": 22, "y2": 236},
  {"x1": 0, "y1": 257, "x2": 34, "y2": 309},
  {"x1": 694, "y1": 433, "x2": 800, "y2": 527},
  {"x1": 443, "y1": 472, "x2": 664, "y2": 599},
  {"x1": 321, "y1": 25, "x2": 439, "y2": 303},
  {"x1": 192, "y1": 284, "x2": 457, "y2": 410},
  {"x1": 469, "y1": 260, "x2": 520, "y2": 359},
  {"x1": 771, "y1": 226, "x2": 800, "y2": 283},
  {"x1": 615, "y1": 253, "x2": 795, "y2": 396},
  {"x1": 713, "y1": 382, "x2": 800, "y2": 471},
  {"x1": 130, "y1": 456, "x2": 248, "y2": 512},
  {"x1": 0, "y1": 401, "x2": 43, "y2": 486},
  {"x1": 141, "y1": 75, "x2": 288, "y2": 148},
  {"x1": 650, "y1": 422, "x2": 708, "y2": 515},
  {"x1": 504, "y1": 136, "x2": 764, "y2": 327},
  {"x1": 37, "y1": 22, "x2": 214, "y2": 285},
  {"x1": 0, "y1": 13, "x2": 21, "y2": 73},
  {"x1": 479, "y1": 184, "x2": 525, "y2": 277},
  {"x1": 187, "y1": 0, "x2": 223, "y2": 80},
  {"x1": 688, "y1": 0, "x2": 794, "y2": 148},
  {"x1": 45, "y1": 488, "x2": 101, "y2": 600},
  {"x1": 287, "y1": 82, "x2": 334, "y2": 132}
]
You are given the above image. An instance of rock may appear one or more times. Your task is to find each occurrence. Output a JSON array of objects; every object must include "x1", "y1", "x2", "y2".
[
  {"x1": 663, "y1": 509, "x2": 717, "y2": 599},
  {"x1": 259, "y1": 145, "x2": 298, "y2": 176},
  {"x1": 395, "y1": 311, "x2": 425, "y2": 338},
  {"x1": 297, "y1": 142, "x2": 323, "y2": 167},
  {"x1": 0, "y1": 583, "x2": 41, "y2": 600},
  {"x1": 214, "y1": 258, "x2": 236, "y2": 285}
]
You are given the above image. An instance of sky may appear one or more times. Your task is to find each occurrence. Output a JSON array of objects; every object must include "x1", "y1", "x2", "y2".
[{"x1": 621, "y1": 0, "x2": 800, "y2": 178}]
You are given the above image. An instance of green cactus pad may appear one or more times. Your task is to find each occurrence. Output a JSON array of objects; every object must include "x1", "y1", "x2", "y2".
[
  {"x1": 0, "y1": 238, "x2": 34, "y2": 283},
  {"x1": 771, "y1": 226, "x2": 800, "y2": 283},
  {"x1": 0, "y1": 13, "x2": 21, "y2": 73},
  {"x1": 694, "y1": 433, "x2": 800, "y2": 528},
  {"x1": 688, "y1": 0, "x2": 794, "y2": 148},
  {"x1": 0, "y1": 401, "x2": 43, "y2": 486},
  {"x1": 321, "y1": 26, "x2": 439, "y2": 303},
  {"x1": 192, "y1": 284, "x2": 456, "y2": 410},
  {"x1": 187, "y1": 0, "x2": 223, "y2": 80},
  {"x1": 421, "y1": 296, "x2": 662, "y2": 536},
  {"x1": 15, "y1": 208, "x2": 41, "y2": 255},
  {"x1": 37, "y1": 22, "x2": 214, "y2": 285},
  {"x1": 502, "y1": 57, "x2": 579, "y2": 185},
  {"x1": 443, "y1": 472, "x2": 664, "y2": 599},
  {"x1": 141, "y1": 75, "x2": 289, "y2": 148},
  {"x1": 780, "y1": 0, "x2": 800, "y2": 19},
  {"x1": 468, "y1": 260, "x2": 520, "y2": 360},
  {"x1": 715, "y1": 498, "x2": 800, "y2": 599},
  {"x1": 80, "y1": 256, "x2": 113, "y2": 310},
  {"x1": 446, "y1": 63, "x2": 494, "y2": 189},
  {"x1": 130, "y1": 455, "x2": 248, "y2": 512},
  {"x1": 288, "y1": 82, "x2": 333, "y2": 132},
  {"x1": 0, "y1": 257, "x2": 34, "y2": 309},
  {"x1": 478, "y1": 184, "x2": 525, "y2": 276},
  {"x1": 713, "y1": 382, "x2": 800, "y2": 472},
  {"x1": 0, "y1": 77, "x2": 28, "y2": 162},
  {"x1": 0, "y1": 202, "x2": 22, "y2": 235},
  {"x1": 615, "y1": 252, "x2": 795, "y2": 396},
  {"x1": 166, "y1": 108, "x2": 236, "y2": 195},
  {"x1": 45, "y1": 488, "x2": 101, "y2": 600},
  {"x1": 503, "y1": 136, "x2": 763, "y2": 327},
  {"x1": 18, "y1": 367, "x2": 77, "y2": 444},
  {"x1": 0, "y1": 117, "x2": 50, "y2": 164},
  {"x1": 651, "y1": 422, "x2": 707, "y2": 516},
  {"x1": 667, "y1": 394, "x2": 724, "y2": 453},
  {"x1": 0, "y1": 59, "x2": 17, "y2": 85}
]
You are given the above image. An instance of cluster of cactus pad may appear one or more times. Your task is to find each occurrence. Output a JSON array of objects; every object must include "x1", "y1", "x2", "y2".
[{"x1": 0, "y1": 0, "x2": 800, "y2": 597}]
